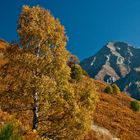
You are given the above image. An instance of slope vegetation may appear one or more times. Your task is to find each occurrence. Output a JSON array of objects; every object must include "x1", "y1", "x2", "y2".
[{"x1": 88, "y1": 80, "x2": 140, "y2": 140}]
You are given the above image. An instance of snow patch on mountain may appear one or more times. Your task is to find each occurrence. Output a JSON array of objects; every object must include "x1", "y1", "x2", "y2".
[
  {"x1": 90, "y1": 57, "x2": 96, "y2": 66},
  {"x1": 105, "y1": 54, "x2": 111, "y2": 62}
]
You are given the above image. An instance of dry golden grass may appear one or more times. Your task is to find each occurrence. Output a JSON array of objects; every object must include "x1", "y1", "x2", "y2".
[
  {"x1": 90, "y1": 80, "x2": 140, "y2": 140},
  {"x1": 94, "y1": 79, "x2": 107, "y2": 92},
  {"x1": 0, "y1": 39, "x2": 9, "y2": 65},
  {"x1": 85, "y1": 129, "x2": 119, "y2": 140},
  {"x1": 0, "y1": 39, "x2": 9, "y2": 49},
  {"x1": 0, "y1": 109, "x2": 41, "y2": 140}
]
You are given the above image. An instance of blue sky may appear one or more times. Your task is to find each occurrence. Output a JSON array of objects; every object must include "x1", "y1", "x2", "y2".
[{"x1": 1, "y1": 0, "x2": 140, "y2": 60}]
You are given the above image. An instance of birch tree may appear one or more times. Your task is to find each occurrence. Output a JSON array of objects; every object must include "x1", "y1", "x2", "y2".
[
  {"x1": 0, "y1": 5, "x2": 98, "y2": 140},
  {"x1": 17, "y1": 5, "x2": 69, "y2": 130}
]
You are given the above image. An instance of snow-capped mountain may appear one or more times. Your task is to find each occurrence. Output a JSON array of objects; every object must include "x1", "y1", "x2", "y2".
[{"x1": 80, "y1": 41, "x2": 140, "y2": 100}]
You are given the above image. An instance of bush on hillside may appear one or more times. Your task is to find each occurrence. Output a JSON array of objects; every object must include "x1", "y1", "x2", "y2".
[
  {"x1": 104, "y1": 86, "x2": 113, "y2": 94},
  {"x1": 0, "y1": 123, "x2": 22, "y2": 140},
  {"x1": 130, "y1": 100, "x2": 140, "y2": 112},
  {"x1": 104, "y1": 84, "x2": 120, "y2": 94},
  {"x1": 111, "y1": 84, "x2": 120, "y2": 94},
  {"x1": 71, "y1": 64, "x2": 83, "y2": 80}
]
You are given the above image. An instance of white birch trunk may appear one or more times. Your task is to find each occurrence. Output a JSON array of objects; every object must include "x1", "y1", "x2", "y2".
[
  {"x1": 33, "y1": 92, "x2": 39, "y2": 129},
  {"x1": 32, "y1": 45, "x2": 40, "y2": 130}
]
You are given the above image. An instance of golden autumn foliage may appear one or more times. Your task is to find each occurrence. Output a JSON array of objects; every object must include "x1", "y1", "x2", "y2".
[
  {"x1": 0, "y1": 39, "x2": 9, "y2": 65},
  {"x1": 0, "y1": 5, "x2": 98, "y2": 140},
  {"x1": 0, "y1": 109, "x2": 25, "y2": 140},
  {"x1": 0, "y1": 110, "x2": 45, "y2": 140},
  {"x1": 17, "y1": 5, "x2": 67, "y2": 52}
]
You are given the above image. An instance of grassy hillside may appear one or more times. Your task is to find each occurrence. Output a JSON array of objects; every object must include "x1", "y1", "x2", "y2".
[
  {"x1": 0, "y1": 40, "x2": 140, "y2": 140},
  {"x1": 86, "y1": 80, "x2": 140, "y2": 140}
]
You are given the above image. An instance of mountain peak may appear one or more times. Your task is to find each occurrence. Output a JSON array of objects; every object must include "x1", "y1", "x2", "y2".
[
  {"x1": 81, "y1": 41, "x2": 140, "y2": 100},
  {"x1": 106, "y1": 41, "x2": 131, "y2": 50}
]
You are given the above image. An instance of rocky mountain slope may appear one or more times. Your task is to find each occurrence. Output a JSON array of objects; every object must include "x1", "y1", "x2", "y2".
[{"x1": 81, "y1": 42, "x2": 140, "y2": 100}]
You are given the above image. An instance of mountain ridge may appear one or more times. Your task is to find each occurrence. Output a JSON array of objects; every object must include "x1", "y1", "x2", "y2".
[{"x1": 81, "y1": 41, "x2": 140, "y2": 100}]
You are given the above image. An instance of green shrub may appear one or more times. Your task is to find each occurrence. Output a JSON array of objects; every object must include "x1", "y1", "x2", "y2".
[
  {"x1": 70, "y1": 64, "x2": 83, "y2": 80},
  {"x1": 0, "y1": 124, "x2": 22, "y2": 140},
  {"x1": 0, "y1": 124, "x2": 13, "y2": 140},
  {"x1": 104, "y1": 84, "x2": 121, "y2": 94},
  {"x1": 111, "y1": 84, "x2": 120, "y2": 94},
  {"x1": 130, "y1": 100, "x2": 140, "y2": 112},
  {"x1": 104, "y1": 86, "x2": 113, "y2": 94}
]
